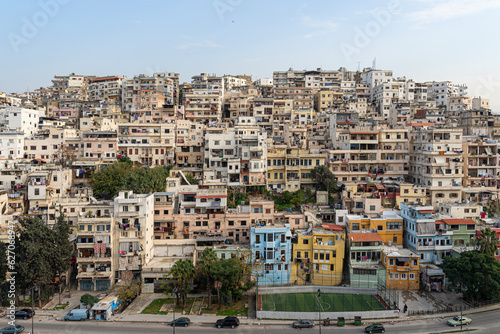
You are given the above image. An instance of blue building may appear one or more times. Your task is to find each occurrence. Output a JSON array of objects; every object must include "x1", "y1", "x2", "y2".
[
  {"x1": 401, "y1": 203, "x2": 453, "y2": 265},
  {"x1": 250, "y1": 224, "x2": 292, "y2": 286}
]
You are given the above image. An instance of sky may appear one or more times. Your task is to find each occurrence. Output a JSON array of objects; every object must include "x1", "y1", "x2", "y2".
[{"x1": 1, "y1": 0, "x2": 500, "y2": 110}]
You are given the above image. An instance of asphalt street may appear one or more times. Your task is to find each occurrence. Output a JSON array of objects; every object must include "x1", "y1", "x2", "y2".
[{"x1": 2, "y1": 308, "x2": 500, "y2": 334}]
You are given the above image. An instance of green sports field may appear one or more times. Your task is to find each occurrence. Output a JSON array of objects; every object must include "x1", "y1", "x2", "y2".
[{"x1": 260, "y1": 293, "x2": 387, "y2": 312}]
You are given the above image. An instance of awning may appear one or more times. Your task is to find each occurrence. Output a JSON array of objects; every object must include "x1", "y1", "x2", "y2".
[
  {"x1": 418, "y1": 210, "x2": 435, "y2": 213},
  {"x1": 397, "y1": 257, "x2": 411, "y2": 262}
]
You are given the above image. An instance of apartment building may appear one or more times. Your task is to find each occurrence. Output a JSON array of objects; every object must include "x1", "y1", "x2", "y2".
[
  {"x1": 382, "y1": 245, "x2": 420, "y2": 290},
  {"x1": 273, "y1": 68, "x2": 343, "y2": 90},
  {"x1": 0, "y1": 131, "x2": 24, "y2": 161},
  {"x1": 401, "y1": 203, "x2": 453, "y2": 265},
  {"x1": 291, "y1": 225, "x2": 346, "y2": 286},
  {"x1": 76, "y1": 201, "x2": 118, "y2": 291},
  {"x1": 122, "y1": 72, "x2": 178, "y2": 111},
  {"x1": 267, "y1": 146, "x2": 326, "y2": 192},
  {"x1": 435, "y1": 218, "x2": 477, "y2": 248},
  {"x1": 438, "y1": 202, "x2": 482, "y2": 221},
  {"x1": 329, "y1": 127, "x2": 409, "y2": 183},
  {"x1": 274, "y1": 86, "x2": 314, "y2": 109},
  {"x1": 409, "y1": 128, "x2": 464, "y2": 208},
  {"x1": 346, "y1": 211, "x2": 403, "y2": 246},
  {"x1": 88, "y1": 76, "x2": 123, "y2": 104},
  {"x1": 251, "y1": 224, "x2": 292, "y2": 286},
  {"x1": 427, "y1": 81, "x2": 467, "y2": 107},
  {"x1": 348, "y1": 232, "x2": 385, "y2": 288},
  {"x1": 395, "y1": 183, "x2": 427, "y2": 208},
  {"x1": 118, "y1": 122, "x2": 175, "y2": 166},
  {"x1": 82, "y1": 131, "x2": 117, "y2": 162},
  {"x1": 183, "y1": 90, "x2": 222, "y2": 122},
  {"x1": 0, "y1": 107, "x2": 41, "y2": 135},
  {"x1": 114, "y1": 191, "x2": 154, "y2": 281}
]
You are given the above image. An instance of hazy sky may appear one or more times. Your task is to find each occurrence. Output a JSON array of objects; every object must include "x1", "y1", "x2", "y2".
[{"x1": 1, "y1": 0, "x2": 500, "y2": 110}]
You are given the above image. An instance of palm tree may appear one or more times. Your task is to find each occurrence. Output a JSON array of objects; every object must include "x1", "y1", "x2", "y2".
[
  {"x1": 476, "y1": 228, "x2": 499, "y2": 256},
  {"x1": 197, "y1": 248, "x2": 218, "y2": 307},
  {"x1": 169, "y1": 259, "x2": 195, "y2": 307}
]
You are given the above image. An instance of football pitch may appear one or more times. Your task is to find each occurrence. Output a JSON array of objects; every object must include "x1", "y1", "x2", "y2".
[{"x1": 260, "y1": 292, "x2": 387, "y2": 312}]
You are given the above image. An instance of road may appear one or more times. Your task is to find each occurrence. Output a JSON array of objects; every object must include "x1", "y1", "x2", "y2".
[{"x1": 2, "y1": 309, "x2": 500, "y2": 334}]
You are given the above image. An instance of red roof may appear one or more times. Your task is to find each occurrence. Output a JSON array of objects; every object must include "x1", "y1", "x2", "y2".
[
  {"x1": 418, "y1": 210, "x2": 435, "y2": 213},
  {"x1": 348, "y1": 233, "x2": 383, "y2": 242},
  {"x1": 441, "y1": 218, "x2": 476, "y2": 225},
  {"x1": 318, "y1": 224, "x2": 343, "y2": 231},
  {"x1": 376, "y1": 184, "x2": 386, "y2": 190}
]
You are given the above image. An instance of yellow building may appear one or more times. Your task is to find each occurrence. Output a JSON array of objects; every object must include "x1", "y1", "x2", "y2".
[
  {"x1": 396, "y1": 183, "x2": 427, "y2": 209},
  {"x1": 382, "y1": 245, "x2": 420, "y2": 290},
  {"x1": 291, "y1": 225, "x2": 345, "y2": 286},
  {"x1": 346, "y1": 212, "x2": 403, "y2": 246},
  {"x1": 267, "y1": 147, "x2": 327, "y2": 192},
  {"x1": 314, "y1": 89, "x2": 344, "y2": 112}
]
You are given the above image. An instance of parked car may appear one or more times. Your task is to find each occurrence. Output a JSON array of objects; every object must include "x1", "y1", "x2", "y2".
[
  {"x1": 447, "y1": 316, "x2": 472, "y2": 327},
  {"x1": 292, "y1": 319, "x2": 314, "y2": 328},
  {"x1": 170, "y1": 317, "x2": 190, "y2": 327},
  {"x1": 215, "y1": 317, "x2": 240, "y2": 329},
  {"x1": 0, "y1": 310, "x2": 6, "y2": 317},
  {"x1": 64, "y1": 308, "x2": 89, "y2": 321},
  {"x1": 0, "y1": 325, "x2": 24, "y2": 333},
  {"x1": 14, "y1": 309, "x2": 34, "y2": 320},
  {"x1": 364, "y1": 323, "x2": 385, "y2": 333}
]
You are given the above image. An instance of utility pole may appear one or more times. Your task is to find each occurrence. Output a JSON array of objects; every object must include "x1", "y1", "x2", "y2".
[{"x1": 317, "y1": 289, "x2": 322, "y2": 334}]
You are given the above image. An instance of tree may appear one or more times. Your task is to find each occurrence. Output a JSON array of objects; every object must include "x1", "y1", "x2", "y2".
[
  {"x1": 209, "y1": 255, "x2": 253, "y2": 306},
  {"x1": 197, "y1": 248, "x2": 218, "y2": 307},
  {"x1": 81, "y1": 293, "x2": 100, "y2": 308},
  {"x1": 476, "y1": 228, "x2": 499, "y2": 256},
  {"x1": 15, "y1": 217, "x2": 57, "y2": 306},
  {"x1": 443, "y1": 251, "x2": 500, "y2": 302},
  {"x1": 52, "y1": 208, "x2": 73, "y2": 304},
  {"x1": 311, "y1": 165, "x2": 339, "y2": 193},
  {"x1": 90, "y1": 161, "x2": 132, "y2": 199},
  {"x1": 290, "y1": 189, "x2": 305, "y2": 209},
  {"x1": 0, "y1": 242, "x2": 7, "y2": 282},
  {"x1": 166, "y1": 259, "x2": 195, "y2": 308},
  {"x1": 117, "y1": 280, "x2": 140, "y2": 307},
  {"x1": 119, "y1": 165, "x2": 172, "y2": 194}
]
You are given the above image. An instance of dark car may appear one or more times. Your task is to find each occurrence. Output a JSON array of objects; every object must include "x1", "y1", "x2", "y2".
[
  {"x1": 292, "y1": 319, "x2": 314, "y2": 328},
  {"x1": 215, "y1": 317, "x2": 240, "y2": 329},
  {"x1": 0, "y1": 325, "x2": 24, "y2": 333},
  {"x1": 15, "y1": 309, "x2": 34, "y2": 320},
  {"x1": 365, "y1": 323, "x2": 385, "y2": 333},
  {"x1": 170, "y1": 317, "x2": 190, "y2": 327}
]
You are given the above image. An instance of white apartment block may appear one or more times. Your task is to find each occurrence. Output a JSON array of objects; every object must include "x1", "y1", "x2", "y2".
[
  {"x1": 0, "y1": 132, "x2": 24, "y2": 161},
  {"x1": 427, "y1": 81, "x2": 467, "y2": 107},
  {"x1": 0, "y1": 107, "x2": 41, "y2": 136},
  {"x1": 114, "y1": 191, "x2": 154, "y2": 281},
  {"x1": 409, "y1": 128, "x2": 464, "y2": 208}
]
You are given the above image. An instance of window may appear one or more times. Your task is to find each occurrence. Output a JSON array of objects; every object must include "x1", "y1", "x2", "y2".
[
  {"x1": 409, "y1": 273, "x2": 415, "y2": 280},
  {"x1": 228, "y1": 220, "x2": 234, "y2": 226},
  {"x1": 34, "y1": 188, "x2": 40, "y2": 195},
  {"x1": 352, "y1": 223, "x2": 360, "y2": 231},
  {"x1": 369, "y1": 205, "x2": 376, "y2": 211},
  {"x1": 394, "y1": 273, "x2": 399, "y2": 279},
  {"x1": 412, "y1": 259, "x2": 418, "y2": 267},
  {"x1": 401, "y1": 273, "x2": 407, "y2": 280},
  {"x1": 389, "y1": 273, "x2": 394, "y2": 280},
  {"x1": 264, "y1": 264, "x2": 273, "y2": 272},
  {"x1": 303, "y1": 239, "x2": 309, "y2": 244},
  {"x1": 255, "y1": 234, "x2": 260, "y2": 243},
  {"x1": 466, "y1": 224, "x2": 475, "y2": 231},
  {"x1": 389, "y1": 258, "x2": 394, "y2": 266}
]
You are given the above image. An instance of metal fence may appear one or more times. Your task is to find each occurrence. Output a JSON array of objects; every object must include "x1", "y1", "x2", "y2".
[
  {"x1": 376, "y1": 277, "x2": 399, "y2": 310},
  {"x1": 408, "y1": 298, "x2": 500, "y2": 316}
]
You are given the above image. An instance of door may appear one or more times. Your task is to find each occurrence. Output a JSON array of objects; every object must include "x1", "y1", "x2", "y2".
[{"x1": 80, "y1": 280, "x2": 94, "y2": 291}]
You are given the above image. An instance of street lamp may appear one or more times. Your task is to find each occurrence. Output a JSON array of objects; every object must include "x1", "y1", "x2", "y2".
[
  {"x1": 171, "y1": 287, "x2": 178, "y2": 334},
  {"x1": 317, "y1": 289, "x2": 322, "y2": 334},
  {"x1": 28, "y1": 286, "x2": 38, "y2": 334}
]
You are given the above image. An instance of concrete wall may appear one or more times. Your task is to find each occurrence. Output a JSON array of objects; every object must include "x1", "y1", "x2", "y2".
[
  {"x1": 257, "y1": 309, "x2": 400, "y2": 320},
  {"x1": 258, "y1": 285, "x2": 378, "y2": 296}
]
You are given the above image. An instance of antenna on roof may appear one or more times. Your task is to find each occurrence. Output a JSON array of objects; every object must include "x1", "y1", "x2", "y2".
[{"x1": 372, "y1": 58, "x2": 377, "y2": 70}]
